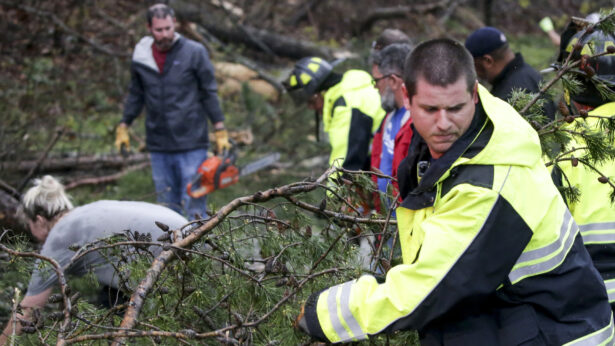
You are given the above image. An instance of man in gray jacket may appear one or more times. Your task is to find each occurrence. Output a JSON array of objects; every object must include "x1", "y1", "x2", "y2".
[{"x1": 116, "y1": 4, "x2": 230, "y2": 218}]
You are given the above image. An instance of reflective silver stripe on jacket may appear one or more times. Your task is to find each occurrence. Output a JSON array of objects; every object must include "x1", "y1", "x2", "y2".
[
  {"x1": 580, "y1": 222, "x2": 615, "y2": 244},
  {"x1": 606, "y1": 279, "x2": 615, "y2": 303},
  {"x1": 327, "y1": 281, "x2": 367, "y2": 342},
  {"x1": 564, "y1": 314, "x2": 614, "y2": 346},
  {"x1": 508, "y1": 209, "x2": 578, "y2": 283}
]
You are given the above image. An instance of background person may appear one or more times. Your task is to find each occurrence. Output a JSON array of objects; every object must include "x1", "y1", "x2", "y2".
[
  {"x1": 370, "y1": 43, "x2": 413, "y2": 203},
  {"x1": 284, "y1": 57, "x2": 385, "y2": 171},
  {"x1": 465, "y1": 26, "x2": 556, "y2": 119},
  {"x1": 0, "y1": 176, "x2": 188, "y2": 344},
  {"x1": 295, "y1": 38, "x2": 612, "y2": 344},
  {"x1": 552, "y1": 28, "x2": 615, "y2": 310},
  {"x1": 116, "y1": 4, "x2": 230, "y2": 219}
]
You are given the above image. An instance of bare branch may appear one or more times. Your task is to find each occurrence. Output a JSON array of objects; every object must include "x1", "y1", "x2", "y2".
[
  {"x1": 17, "y1": 127, "x2": 64, "y2": 193},
  {"x1": 0, "y1": 1, "x2": 129, "y2": 57},
  {"x1": 0, "y1": 244, "x2": 71, "y2": 344}
]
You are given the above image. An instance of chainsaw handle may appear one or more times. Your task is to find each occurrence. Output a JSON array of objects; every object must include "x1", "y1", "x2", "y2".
[{"x1": 213, "y1": 149, "x2": 237, "y2": 190}]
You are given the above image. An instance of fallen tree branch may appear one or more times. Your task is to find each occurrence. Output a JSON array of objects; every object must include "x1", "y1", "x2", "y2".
[
  {"x1": 0, "y1": 1, "x2": 129, "y2": 57},
  {"x1": 17, "y1": 127, "x2": 64, "y2": 193},
  {"x1": 174, "y1": 2, "x2": 335, "y2": 60},
  {"x1": 354, "y1": 1, "x2": 449, "y2": 33},
  {"x1": 285, "y1": 0, "x2": 326, "y2": 26},
  {"x1": 64, "y1": 162, "x2": 150, "y2": 190},
  {"x1": 66, "y1": 268, "x2": 341, "y2": 344},
  {"x1": 112, "y1": 167, "x2": 337, "y2": 343},
  {"x1": 1, "y1": 153, "x2": 150, "y2": 174},
  {"x1": 0, "y1": 178, "x2": 20, "y2": 200},
  {"x1": 0, "y1": 244, "x2": 71, "y2": 345}
]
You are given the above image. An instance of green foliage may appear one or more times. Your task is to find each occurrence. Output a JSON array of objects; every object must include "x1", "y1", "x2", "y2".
[
  {"x1": 561, "y1": 73, "x2": 584, "y2": 97},
  {"x1": 597, "y1": 8, "x2": 615, "y2": 35},
  {"x1": 508, "y1": 34, "x2": 555, "y2": 70},
  {"x1": 594, "y1": 78, "x2": 615, "y2": 102},
  {"x1": 5, "y1": 3, "x2": 615, "y2": 344}
]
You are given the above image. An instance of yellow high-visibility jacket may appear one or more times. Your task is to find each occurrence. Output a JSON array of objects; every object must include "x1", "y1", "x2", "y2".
[
  {"x1": 554, "y1": 102, "x2": 615, "y2": 309},
  {"x1": 322, "y1": 70, "x2": 385, "y2": 170},
  {"x1": 302, "y1": 85, "x2": 613, "y2": 345}
]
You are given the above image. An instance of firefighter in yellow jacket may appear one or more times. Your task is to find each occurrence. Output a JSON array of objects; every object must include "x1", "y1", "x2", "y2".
[
  {"x1": 296, "y1": 38, "x2": 613, "y2": 344},
  {"x1": 553, "y1": 28, "x2": 615, "y2": 310},
  {"x1": 285, "y1": 57, "x2": 385, "y2": 170}
]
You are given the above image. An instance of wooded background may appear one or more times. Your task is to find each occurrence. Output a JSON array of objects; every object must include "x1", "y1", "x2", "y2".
[{"x1": 1, "y1": 0, "x2": 613, "y2": 344}]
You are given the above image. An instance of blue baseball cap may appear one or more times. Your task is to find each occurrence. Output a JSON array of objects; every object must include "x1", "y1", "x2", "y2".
[{"x1": 465, "y1": 27, "x2": 507, "y2": 57}]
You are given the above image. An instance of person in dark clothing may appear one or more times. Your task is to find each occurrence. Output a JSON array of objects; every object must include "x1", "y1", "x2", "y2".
[
  {"x1": 465, "y1": 26, "x2": 555, "y2": 118},
  {"x1": 115, "y1": 4, "x2": 230, "y2": 218}
]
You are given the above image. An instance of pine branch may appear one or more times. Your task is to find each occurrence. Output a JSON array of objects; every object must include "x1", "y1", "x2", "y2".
[
  {"x1": 112, "y1": 167, "x2": 337, "y2": 342},
  {"x1": 520, "y1": 10, "x2": 615, "y2": 115},
  {"x1": 0, "y1": 244, "x2": 71, "y2": 344}
]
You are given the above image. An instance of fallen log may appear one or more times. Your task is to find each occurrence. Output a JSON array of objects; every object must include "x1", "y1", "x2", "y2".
[
  {"x1": 0, "y1": 190, "x2": 25, "y2": 235},
  {"x1": 64, "y1": 162, "x2": 151, "y2": 190},
  {"x1": 353, "y1": 1, "x2": 449, "y2": 33},
  {"x1": 1, "y1": 153, "x2": 150, "y2": 174},
  {"x1": 174, "y1": 2, "x2": 336, "y2": 60}
]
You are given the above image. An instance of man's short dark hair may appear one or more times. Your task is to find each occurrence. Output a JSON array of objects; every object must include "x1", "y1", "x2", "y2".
[
  {"x1": 372, "y1": 43, "x2": 413, "y2": 76},
  {"x1": 403, "y1": 38, "x2": 477, "y2": 99},
  {"x1": 373, "y1": 29, "x2": 412, "y2": 51},
  {"x1": 147, "y1": 4, "x2": 175, "y2": 26},
  {"x1": 489, "y1": 42, "x2": 510, "y2": 62}
]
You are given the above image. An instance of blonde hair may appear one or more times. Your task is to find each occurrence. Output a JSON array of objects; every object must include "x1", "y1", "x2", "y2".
[{"x1": 21, "y1": 175, "x2": 73, "y2": 221}]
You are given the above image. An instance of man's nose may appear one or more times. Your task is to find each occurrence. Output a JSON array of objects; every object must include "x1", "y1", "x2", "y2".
[{"x1": 435, "y1": 110, "x2": 452, "y2": 130}]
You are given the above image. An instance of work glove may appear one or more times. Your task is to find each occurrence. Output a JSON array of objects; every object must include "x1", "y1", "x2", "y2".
[
  {"x1": 114, "y1": 125, "x2": 130, "y2": 153},
  {"x1": 294, "y1": 303, "x2": 309, "y2": 335},
  {"x1": 539, "y1": 17, "x2": 554, "y2": 32},
  {"x1": 214, "y1": 128, "x2": 232, "y2": 154}
]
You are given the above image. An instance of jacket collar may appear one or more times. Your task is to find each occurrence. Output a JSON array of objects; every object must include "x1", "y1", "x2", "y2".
[
  {"x1": 132, "y1": 33, "x2": 182, "y2": 72},
  {"x1": 398, "y1": 102, "x2": 491, "y2": 209},
  {"x1": 491, "y1": 52, "x2": 524, "y2": 87}
]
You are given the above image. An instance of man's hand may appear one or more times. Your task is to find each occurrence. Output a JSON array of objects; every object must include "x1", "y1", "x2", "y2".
[
  {"x1": 114, "y1": 124, "x2": 131, "y2": 153},
  {"x1": 214, "y1": 128, "x2": 232, "y2": 154}
]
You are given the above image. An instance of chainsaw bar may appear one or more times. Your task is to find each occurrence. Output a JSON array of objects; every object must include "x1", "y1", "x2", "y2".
[{"x1": 240, "y1": 152, "x2": 281, "y2": 176}]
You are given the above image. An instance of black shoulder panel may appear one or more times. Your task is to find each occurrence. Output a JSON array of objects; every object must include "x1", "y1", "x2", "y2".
[
  {"x1": 441, "y1": 165, "x2": 494, "y2": 197},
  {"x1": 383, "y1": 195, "x2": 532, "y2": 334},
  {"x1": 342, "y1": 108, "x2": 373, "y2": 170}
]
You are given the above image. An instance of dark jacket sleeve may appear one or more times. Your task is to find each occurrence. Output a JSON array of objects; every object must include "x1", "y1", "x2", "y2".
[
  {"x1": 194, "y1": 46, "x2": 225, "y2": 124},
  {"x1": 122, "y1": 63, "x2": 145, "y2": 125}
]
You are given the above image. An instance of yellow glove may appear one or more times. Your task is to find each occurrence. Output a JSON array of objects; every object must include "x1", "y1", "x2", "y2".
[
  {"x1": 115, "y1": 125, "x2": 130, "y2": 153},
  {"x1": 539, "y1": 17, "x2": 554, "y2": 32},
  {"x1": 214, "y1": 128, "x2": 232, "y2": 154}
]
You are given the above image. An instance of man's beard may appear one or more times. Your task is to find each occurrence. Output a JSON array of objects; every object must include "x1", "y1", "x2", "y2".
[
  {"x1": 381, "y1": 86, "x2": 397, "y2": 113},
  {"x1": 155, "y1": 38, "x2": 173, "y2": 52}
]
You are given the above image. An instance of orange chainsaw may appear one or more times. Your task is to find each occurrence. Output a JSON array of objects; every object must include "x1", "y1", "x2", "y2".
[{"x1": 186, "y1": 149, "x2": 280, "y2": 198}]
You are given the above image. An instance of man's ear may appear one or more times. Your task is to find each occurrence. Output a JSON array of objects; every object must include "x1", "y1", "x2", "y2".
[
  {"x1": 401, "y1": 83, "x2": 411, "y2": 109},
  {"x1": 472, "y1": 81, "x2": 479, "y2": 104}
]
